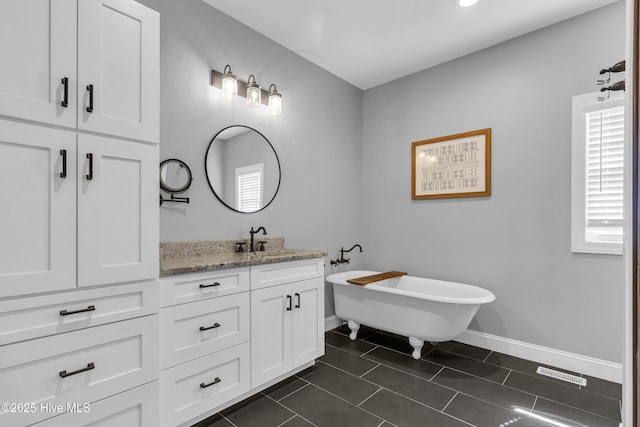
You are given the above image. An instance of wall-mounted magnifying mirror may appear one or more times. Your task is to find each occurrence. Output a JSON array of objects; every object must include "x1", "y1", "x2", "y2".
[
  {"x1": 160, "y1": 159, "x2": 193, "y2": 193},
  {"x1": 160, "y1": 159, "x2": 192, "y2": 206},
  {"x1": 205, "y1": 125, "x2": 281, "y2": 213}
]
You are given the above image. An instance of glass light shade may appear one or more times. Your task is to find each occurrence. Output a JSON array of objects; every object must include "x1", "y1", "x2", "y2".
[
  {"x1": 457, "y1": 0, "x2": 478, "y2": 6},
  {"x1": 222, "y1": 76, "x2": 237, "y2": 100},
  {"x1": 221, "y1": 67, "x2": 238, "y2": 101},
  {"x1": 246, "y1": 75, "x2": 262, "y2": 108},
  {"x1": 268, "y1": 85, "x2": 282, "y2": 115}
]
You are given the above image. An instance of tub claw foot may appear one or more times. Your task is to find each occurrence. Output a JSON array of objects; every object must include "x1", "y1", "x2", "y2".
[
  {"x1": 347, "y1": 320, "x2": 360, "y2": 341},
  {"x1": 409, "y1": 337, "x2": 424, "y2": 360}
]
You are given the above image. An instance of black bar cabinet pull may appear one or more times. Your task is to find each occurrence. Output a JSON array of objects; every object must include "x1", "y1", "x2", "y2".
[
  {"x1": 61, "y1": 77, "x2": 68, "y2": 107},
  {"x1": 199, "y1": 282, "x2": 220, "y2": 289},
  {"x1": 286, "y1": 295, "x2": 292, "y2": 311},
  {"x1": 86, "y1": 153, "x2": 93, "y2": 180},
  {"x1": 59, "y1": 362, "x2": 95, "y2": 378},
  {"x1": 200, "y1": 377, "x2": 221, "y2": 389},
  {"x1": 86, "y1": 84, "x2": 94, "y2": 113},
  {"x1": 295, "y1": 293, "x2": 301, "y2": 308},
  {"x1": 199, "y1": 323, "x2": 221, "y2": 331},
  {"x1": 60, "y1": 149, "x2": 67, "y2": 178},
  {"x1": 60, "y1": 305, "x2": 95, "y2": 316}
]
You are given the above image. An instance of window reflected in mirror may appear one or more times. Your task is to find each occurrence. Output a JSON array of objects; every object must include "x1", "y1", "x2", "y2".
[{"x1": 205, "y1": 125, "x2": 280, "y2": 213}]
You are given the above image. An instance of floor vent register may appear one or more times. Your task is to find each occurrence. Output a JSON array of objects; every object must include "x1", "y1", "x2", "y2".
[{"x1": 536, "y1": 366, "x2": 587, "y2": 386}]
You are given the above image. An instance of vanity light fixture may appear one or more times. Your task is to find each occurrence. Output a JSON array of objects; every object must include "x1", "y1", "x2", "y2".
[
  {"x1": 456, "y1": 0, "x2": 478, "y2": 7},
  {"x1": 268, "y1": 84, "x2": 282, "y2": 116},
  {"x1": 221, "y1": 65, "x2": 238, "y2": 101},
  {"x1": 246, "y1": 75, "x2": 262, "y2": 108},
  {"x1": 210, "y1": 65, "x2": 283, "y2": 115}
]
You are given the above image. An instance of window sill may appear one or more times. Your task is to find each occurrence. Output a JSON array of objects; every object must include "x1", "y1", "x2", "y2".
[{"x1": 571, "y1": 242, "x2": 622, "y2": 256}]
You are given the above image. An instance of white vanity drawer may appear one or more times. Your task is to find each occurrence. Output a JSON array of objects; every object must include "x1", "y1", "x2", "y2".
[
  {"x1": 159, "y1": 342, "x2": 250, "y2": 427},
  {"x1": 0, "y1": 315, "x2": 159, "y2": 427},
  {"x1": 32, "y1": 381, "x2": 159, "y2": 427},
  {"x1": 160, "y1": 267, "x2": 249, "y2": 307},
  {"x1": 160, "y1": 292, "x2": 249, "y2": 369},
  {"x1": 250, "y1": 258, "x2": 324, "y2": 290},
  {"x1": 0, "y1": 281, "x2": 159, "y2": 346}
]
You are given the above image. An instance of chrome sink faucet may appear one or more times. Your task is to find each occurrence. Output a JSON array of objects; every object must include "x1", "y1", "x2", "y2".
[{"x1": 249, "y1": 226, "x2": 267, "y2": 252}]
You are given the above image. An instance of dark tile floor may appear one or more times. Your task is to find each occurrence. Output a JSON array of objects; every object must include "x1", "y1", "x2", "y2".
[{"x1": 193, "y1": 325, "x2": 622, "y2": 427}]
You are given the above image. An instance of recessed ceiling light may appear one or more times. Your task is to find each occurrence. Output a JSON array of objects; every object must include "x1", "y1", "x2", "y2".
[{"x1": 457, "y1": 0, "x2": 479, "y2": 7}]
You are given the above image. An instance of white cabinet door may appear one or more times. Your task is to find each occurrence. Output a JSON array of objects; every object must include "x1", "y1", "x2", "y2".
[
  {"x1": 250, "y1": 284, "x2": 292, "y2": 388},
  {"x1": 292, "y1": 278, "x2": 324, "y2": 367},
  {"x1": 77, "y1": 134, "x2": 158, "y2": 287},
  {"x1": 78, "y1": 0, "x2": 159, "y2": 143},
  {"x1": 0, "y1": 120, "x2": 76, "y2": 298},
  {"x1": 0, "y1": 0, "x2": 77, "y2": 128},
  {"x1": 250, "y1": 273, "x2": 324, "y2": 388}
]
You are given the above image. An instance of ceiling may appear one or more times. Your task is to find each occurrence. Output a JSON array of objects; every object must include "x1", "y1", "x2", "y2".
[{"x1": 202, "y1": 0, "x2": 619, "y2": 90}]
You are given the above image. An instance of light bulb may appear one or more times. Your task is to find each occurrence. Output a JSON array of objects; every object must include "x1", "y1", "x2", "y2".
[
  {"x1": 221, "y1": 65, "x2": 237, "y2": 101},
  {"x1": 246, "y1": 75, "x2": 261, "y2": 108},
  {"x1": 268, "y1": 84, "x2": 282, "y2": 115}
]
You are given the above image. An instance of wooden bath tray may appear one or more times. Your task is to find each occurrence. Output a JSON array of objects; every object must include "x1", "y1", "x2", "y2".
[{"x1": 347, "y1": 271, "x2": 407, "y2": 285}]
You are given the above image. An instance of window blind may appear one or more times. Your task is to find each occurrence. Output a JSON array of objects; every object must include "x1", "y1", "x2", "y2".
[
  {"x1": 585, "y1": 106, "x2": 624, "y2": 228},
  {"x1": 237, "y1": 168, "x2": 262, "y2": 212}
]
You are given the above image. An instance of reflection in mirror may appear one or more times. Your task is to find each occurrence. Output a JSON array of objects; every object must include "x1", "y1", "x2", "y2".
[
  {"x1": 205, "y1": 125, "x2": 281, "y2": 213},
  {"x1": 160, "y1": 159, "x2": 193, "y2": 194}
]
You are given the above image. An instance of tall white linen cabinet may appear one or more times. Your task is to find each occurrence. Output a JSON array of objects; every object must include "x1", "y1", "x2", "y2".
[{"x1": 0, "y1": 0, "x2": 160, "y2": 426}]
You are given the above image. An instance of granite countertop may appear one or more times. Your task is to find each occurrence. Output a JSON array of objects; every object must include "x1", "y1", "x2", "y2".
[{"x1": 160, "y1": 238, "x2": 327, "y2": 277}]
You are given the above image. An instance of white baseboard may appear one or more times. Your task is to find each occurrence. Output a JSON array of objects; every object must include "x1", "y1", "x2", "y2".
[
  {"x1": 324, "y1": 316, "x2": 622, "y2": 383},
  {"x1": 457, "y1": 329, "x2": 622, "y2": 384},
  {"x1": 325, "y1": 315, "x2": 341, "y2": 331}
]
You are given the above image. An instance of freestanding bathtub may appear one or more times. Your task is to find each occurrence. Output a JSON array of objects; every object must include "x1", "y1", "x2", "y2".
[{"x1": 326, "y1": 270, "x2": 495, "y2": 359}]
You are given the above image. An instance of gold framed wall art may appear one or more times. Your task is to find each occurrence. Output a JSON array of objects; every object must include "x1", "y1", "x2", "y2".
[{"x1": 412, "y1": 128, "x2": 491, "y2": 200}]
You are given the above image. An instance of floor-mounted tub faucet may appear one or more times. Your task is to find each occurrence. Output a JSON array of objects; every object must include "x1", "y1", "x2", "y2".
[
  {"x1": 249, "y1": 226, "x2": 267, "y2": 252},
  {"x1": 331, "y1": 244, "x2": 363, "y2": 266}
]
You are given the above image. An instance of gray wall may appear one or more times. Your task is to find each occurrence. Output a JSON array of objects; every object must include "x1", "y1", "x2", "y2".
[
  {"x1": 141, "y1": 0, "x2": 625, "y2": 362},
  {"x1": 361, "y1": 1, "x2": 626, "y2": 363},
  {"x1": 137, "y1": 0, "x2": 365, "y2": 316}
]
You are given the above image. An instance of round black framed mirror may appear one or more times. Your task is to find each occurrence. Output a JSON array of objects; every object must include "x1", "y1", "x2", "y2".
[
  {"x1": 160, "y1": 158, "x2": 193, "y2": 194},
  {"x1": 205, "y1": 125, "x2": 281, "y2": 213}
]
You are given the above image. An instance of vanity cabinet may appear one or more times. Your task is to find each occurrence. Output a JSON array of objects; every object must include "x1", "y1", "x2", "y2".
[
  {"x1": 0, "y1": 0, "x2": 159, "y2": 143},
  {"x1": 250, "y1": 259, "x2": 325, "y2": 388},
  {"x1": 158, "y1": 258, "x2": 324, "y2": 426}
]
